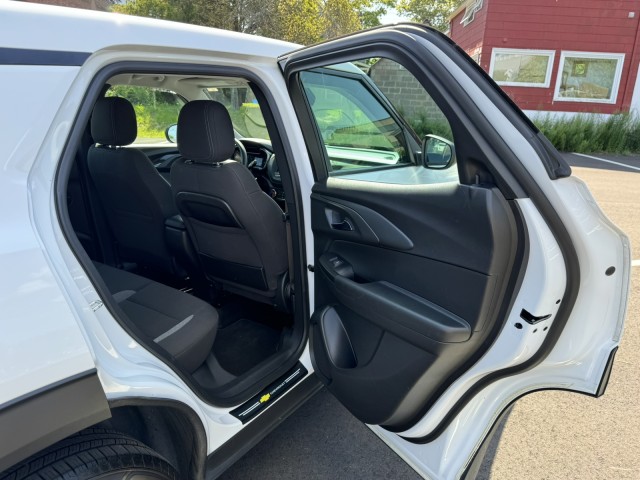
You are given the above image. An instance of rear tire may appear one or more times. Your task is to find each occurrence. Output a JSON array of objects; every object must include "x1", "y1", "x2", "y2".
[{"x1": 1, "y1": 428, "x2": 178, "y2": 480}]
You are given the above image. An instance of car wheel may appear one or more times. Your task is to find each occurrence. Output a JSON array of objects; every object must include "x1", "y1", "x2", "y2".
[{"x1": 2, "y1": 428, "x2": 178, "y2": 480}]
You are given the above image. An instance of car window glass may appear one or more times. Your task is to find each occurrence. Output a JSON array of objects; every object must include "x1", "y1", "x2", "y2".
[
  {"x1": 298, "y1": 58, "x2": 457, "y2": 185},
  {"x1": 106, "y1": 86, "x2": 184, "y2": 145},
  {"x1": 204, "y1": 86, "x2": 270, "y2": 140}
]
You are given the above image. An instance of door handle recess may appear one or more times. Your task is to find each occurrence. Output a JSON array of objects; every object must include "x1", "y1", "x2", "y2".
[
  {"x1": 326, "y1": 208, "x2": 354, "y2": 232},
  {"x1": 331, "y1": 219, "x2": 354, "y2": 231}
]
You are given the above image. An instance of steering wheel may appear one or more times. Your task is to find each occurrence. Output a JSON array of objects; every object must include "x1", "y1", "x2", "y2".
[{"x1": 233, "y1": 139, "x2": 249, "y2": 167}]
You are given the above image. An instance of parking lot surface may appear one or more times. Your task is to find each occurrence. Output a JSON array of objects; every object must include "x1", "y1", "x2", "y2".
[
  {"x1": 224, "y1": 153, "x2": 640, "y2": 479},
  {"x1": 478, "y1": 154, "x2": 640, "y2": 480}
]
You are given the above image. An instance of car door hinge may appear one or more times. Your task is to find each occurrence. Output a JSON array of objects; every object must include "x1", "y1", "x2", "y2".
[
  {"x1": 307, "y1": 264, "x2": 315, "y2": 272},
  {"x1": 90, "y1": 300, "x2": 104, "y2": 312},
  {"x1": 520, "y1": 308, "x2": 551, "y2": 325}
]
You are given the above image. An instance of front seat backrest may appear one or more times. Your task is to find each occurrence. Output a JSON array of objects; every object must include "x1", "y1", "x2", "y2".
[
  {"x1": 87, "y1": 96, "x2": 179, "y2": 275},
  {"x1": 170, "y1": 100, "x2": 288, "y2": 303}
]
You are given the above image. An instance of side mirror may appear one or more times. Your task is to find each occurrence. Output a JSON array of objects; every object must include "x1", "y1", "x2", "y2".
[
  {"x1": 165, "y1": 124, "x2": 178, "y2": 143},
  {"x1": 422, "y1": 134, "x2": 455, "y2": 169}
]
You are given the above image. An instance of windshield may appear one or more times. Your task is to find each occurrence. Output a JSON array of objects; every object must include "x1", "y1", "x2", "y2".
[{"x1": 203, "y1": 86, "x2": 270, "y2": 140}]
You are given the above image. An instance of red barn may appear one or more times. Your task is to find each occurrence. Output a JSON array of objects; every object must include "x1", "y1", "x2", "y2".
[{"x1": 448, "y1": 0, "x2": 640, "y2": 116}]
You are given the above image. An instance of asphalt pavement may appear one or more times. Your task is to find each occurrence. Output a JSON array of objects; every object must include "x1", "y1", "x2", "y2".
[
  {"x1": 223, "y1": 153, "x2": 640, "y2": 480},
  {"x1": 478, "y1": 154, "x2": 640, "y2": 480}
]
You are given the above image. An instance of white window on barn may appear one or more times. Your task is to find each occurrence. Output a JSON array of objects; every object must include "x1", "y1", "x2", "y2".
[
  {"x1": 461, "y1": 0, "x2": 483, "y2": 26},
  {"x1": 554, "y1": 51, "x2": 625, "y2": 104},
  {"x1": 489, "y1": 49, "x2": 555, "y2": 88}
]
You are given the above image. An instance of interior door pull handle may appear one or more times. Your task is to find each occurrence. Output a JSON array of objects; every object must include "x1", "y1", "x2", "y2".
[{"x1": 331, "y1": 219, "x2": 353, "y2": 231}]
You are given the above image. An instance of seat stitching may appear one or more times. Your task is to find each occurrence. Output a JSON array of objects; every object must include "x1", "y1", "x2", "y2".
[{"x1": 204, "y1": 102, "x2": 215, "y2": 162}]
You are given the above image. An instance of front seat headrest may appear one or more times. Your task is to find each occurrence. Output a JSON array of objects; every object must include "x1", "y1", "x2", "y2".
[
  {"x1": 91, "y1": 96, "x2": 137, "y2": 146},
  {"x1": 177, "y1": 100, "x2": 235, "y2": 164}
]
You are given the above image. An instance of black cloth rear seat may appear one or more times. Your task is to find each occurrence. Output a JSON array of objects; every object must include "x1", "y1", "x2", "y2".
[{"x1": 94, "y1": 262, "x2": 218, "y2": 373}]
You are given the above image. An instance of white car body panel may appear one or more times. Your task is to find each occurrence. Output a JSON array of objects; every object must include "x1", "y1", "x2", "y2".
[
  {"x1": 0, "y1": 63, "x2": 96, "y2": 406},
  {"x1": 0, "y1": 3, "x2": 630, "y2": 479},
  {"x1": 3, "y1": 3, "x2": 317, "y2": 456}
]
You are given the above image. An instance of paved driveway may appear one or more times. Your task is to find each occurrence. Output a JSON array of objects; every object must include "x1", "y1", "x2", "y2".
[
  {"x1": 224, "y1": 153, "x2": 640, "y2": 480},
  {"x1": 478, "y1": 154, "x2": 640, "y2": 479}
]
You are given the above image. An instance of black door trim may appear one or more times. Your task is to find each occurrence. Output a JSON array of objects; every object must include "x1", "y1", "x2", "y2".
[
  {"x1": 205, "y1": 375, "x2": 323, "y2": 478},
  {"x1": 0, "y1": 370, "x2": 110, "y2": 473},
  {"x1": 0, "y1": 47, "x2": 90, "y2": 66}
]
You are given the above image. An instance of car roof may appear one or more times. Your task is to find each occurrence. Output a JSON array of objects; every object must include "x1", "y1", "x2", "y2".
[{"x1": 1, "y1": 3, "x2": 299, "y2": 61}]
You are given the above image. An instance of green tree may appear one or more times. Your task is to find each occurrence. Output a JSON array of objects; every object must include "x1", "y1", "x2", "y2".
[
  {"x1": 322, "y1": 0, "x2": 362, "y2": 39},
  {"x1": 359, "y1": 0, "x2": 396, "y2": 29},
  {"x1": 396, "y1": 0, "x2": 463, "y2": 31},
  {"x1": 113, "y1": 0, "x2": 393, "y2": 43},
  {"x1": 112, "y1": 0, "x2": 176, "y2": 20},
  {"x1": 277, "y1": 0, "x2": 325, "y2": 44},
  {"x1": 113, "y1": 0, "x2": 278, "y2": 35},
  {"x1": 276, "y1": 0, "x2": 393, "y2": 44}
]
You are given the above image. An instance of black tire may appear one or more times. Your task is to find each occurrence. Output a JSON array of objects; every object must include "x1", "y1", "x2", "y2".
[{"x1": 1, "y1": 428, "x2": 178, "y2": 480}]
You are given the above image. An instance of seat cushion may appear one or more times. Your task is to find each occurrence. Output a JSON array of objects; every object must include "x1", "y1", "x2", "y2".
[{"x1": 94, "y1": 262, "x2": 218, "y2": 373}]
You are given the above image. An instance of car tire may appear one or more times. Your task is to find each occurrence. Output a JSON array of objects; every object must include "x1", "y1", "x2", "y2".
[{"x1": 1, "y1": 428, "x2": 178, "y2": 480}]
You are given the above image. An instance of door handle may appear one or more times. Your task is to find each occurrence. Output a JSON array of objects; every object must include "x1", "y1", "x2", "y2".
[{"x1": 330, "y1": 218, "x2": 353, "y2": 231}]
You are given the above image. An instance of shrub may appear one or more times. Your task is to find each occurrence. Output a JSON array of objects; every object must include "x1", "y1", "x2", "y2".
[
  {"x1": 534, "y1": 113, "x2": 640, "y2": 154},
  {"x1": 406, "y1": 114, "x2": 453, "y2": 142}
]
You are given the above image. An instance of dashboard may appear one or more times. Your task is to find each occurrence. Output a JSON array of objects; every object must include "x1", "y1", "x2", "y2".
[{"x1": 242, "y1": 138, "x2": 285, "y2": 204}]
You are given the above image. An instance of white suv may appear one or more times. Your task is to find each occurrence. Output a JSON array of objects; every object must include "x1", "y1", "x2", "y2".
[{"x1": 0, "y1": 3, "x2": 630, "y2": 480}]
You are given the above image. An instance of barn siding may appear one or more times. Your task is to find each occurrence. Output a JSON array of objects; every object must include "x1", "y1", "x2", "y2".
[{"x1": 450, "y1": 0, "x2": 640, "y2": 114}]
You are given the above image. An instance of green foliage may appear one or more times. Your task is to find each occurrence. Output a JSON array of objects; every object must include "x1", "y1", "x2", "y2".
[
  {"x1": 112, "y1": 0, "x2": 175, "y2": 21},
  {"x1": 396, "y1": 0, "x2": 463, "y2": 31},
  {"x1": 277, "y1": 0, "x2": 387, "y2": 44},
  {"x1": 113, "y1": 0, "x2": 393, "y2": 44},
  {"x1": 107, "y1": 86, "x2": 182, "y2": 140},
  {"x1": 534, "y1": 114, "x2": 640, "y2": 154},
  {"x1": 277, "y1": 0, "x2": 325, "y2": 44},
  {"x1": 360, "y1": 0, "x2": 396, "y2": 29},
  {"x1": 113, "y1": 0, "x2": 279, "y2": 36},
  {"x1": 322, "y1": 0, "x2": 364, "y2": 40},
  {"x1": 133, "y1": 104, "x2": 181, "y2": 139},
  {"x1": 405, "y1": 113, "x2": 453, "y2": 142}
]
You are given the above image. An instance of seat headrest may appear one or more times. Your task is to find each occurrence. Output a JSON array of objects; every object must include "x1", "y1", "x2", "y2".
[
  {"x1": 91, "y1": 97, "x2": 137, "y2": 146},
  {"x1": 177, "y1": 100, "x2": 235, "y2": 164}
]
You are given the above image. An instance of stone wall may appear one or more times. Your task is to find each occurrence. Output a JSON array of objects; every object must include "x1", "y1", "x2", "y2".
[{"x1": 369, "y1": 58, "x2": 448, "y2": 125}]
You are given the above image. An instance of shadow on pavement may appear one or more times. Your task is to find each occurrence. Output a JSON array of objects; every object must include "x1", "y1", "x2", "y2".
[
  {"x1": 475, "y1": 406, "x2": 513, "y2": 479},
  {"x1": 221, "y1": 385, "x2": 515, "y2": 480},
  {"x1": 220, "y1": 387, "x2": 421, "y2": 480},
  {"x1": 562, "y1": 153, "x2": 640, "y2": 173}
]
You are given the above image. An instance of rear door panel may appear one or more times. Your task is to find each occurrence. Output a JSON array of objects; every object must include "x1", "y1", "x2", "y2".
[
  {"x1": 310, "y1": 178, "x2": 519, "y2": 429},
  {"x1": 280, "y1": 23, "x2": 629, "y2": 479}
]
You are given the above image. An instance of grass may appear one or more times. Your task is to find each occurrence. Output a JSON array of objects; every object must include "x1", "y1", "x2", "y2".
[
  {"x1": 533, "y1": 113, "x2": 640, "y2": 154},
  {"x1": 134, "y1": 104, "x2": 181, "y2": 140},
  {"x1": 408, "y1": 115, "x2": 454, "y2": 142},
  {"x1": 409, "y1": 112, "x2": 640, "y2": 154}
]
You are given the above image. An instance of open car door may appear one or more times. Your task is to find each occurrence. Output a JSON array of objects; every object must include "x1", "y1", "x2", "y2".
[{"x1": 279, "y1": 25, "x2": 630, "y2": 479}]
